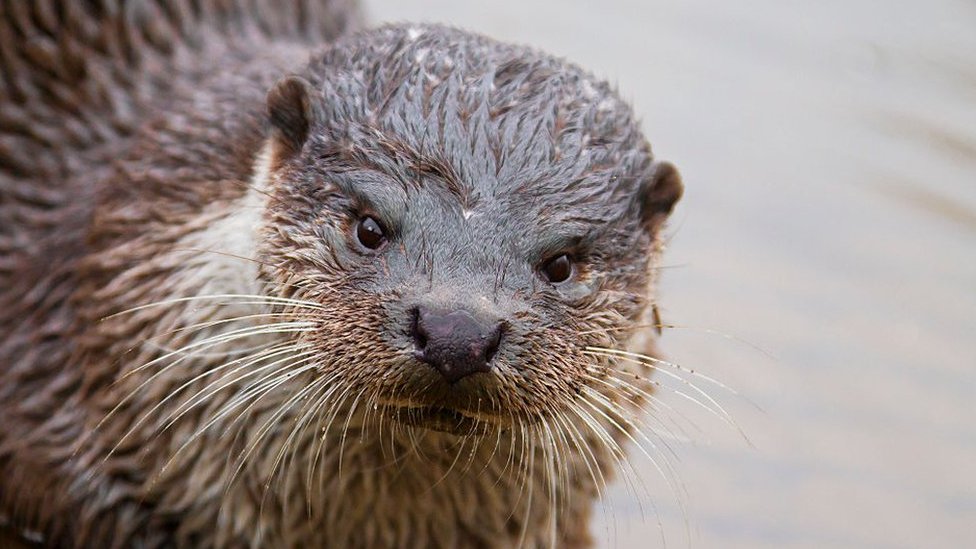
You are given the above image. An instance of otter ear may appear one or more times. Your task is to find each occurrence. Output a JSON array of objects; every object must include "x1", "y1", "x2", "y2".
[
  {"x1": 637, "y1": 160, "x2": 683, "y2": 231},
  {"x1": 267, "y1": 76, "x2": 317, "y2": 159}
]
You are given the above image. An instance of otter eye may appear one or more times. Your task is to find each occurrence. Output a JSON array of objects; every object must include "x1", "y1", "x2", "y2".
[
  {"x1": 541, "y1": 254, "x2": 574, "y2": 284},
  {"x1": 356, "y1": 216, "x2": 386, "y2": 250}
]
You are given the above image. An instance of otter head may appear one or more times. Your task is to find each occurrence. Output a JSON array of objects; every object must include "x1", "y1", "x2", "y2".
[{"x1": 257, "y1": 24, "x2": 682, "y2": 436}]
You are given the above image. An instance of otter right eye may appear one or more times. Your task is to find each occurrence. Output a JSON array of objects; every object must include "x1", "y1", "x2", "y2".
[
  {"x1": 355, "y1": 216, "x2": 387, "y2": 250},
  {"x1": 541, "y1": 254, "x2": 574, "y2": 284}
]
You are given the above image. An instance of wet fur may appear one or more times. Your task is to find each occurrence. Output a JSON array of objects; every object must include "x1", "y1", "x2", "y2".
[{"x1": 0, "y1": 2, "x2": 680, "y2": 547}]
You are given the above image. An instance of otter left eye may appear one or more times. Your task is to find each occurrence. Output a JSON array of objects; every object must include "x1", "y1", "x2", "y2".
[
  {"x1": 541, "y1": 254, "x2": 574, "y2": 284},
  {"x1": 355, "y1": 216, "x2": 387, "y2": 250}
]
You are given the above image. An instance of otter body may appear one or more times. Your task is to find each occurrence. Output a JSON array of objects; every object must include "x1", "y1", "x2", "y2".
[{"x1": 0, "y1": 2, "x2": 682, "y2": 547}]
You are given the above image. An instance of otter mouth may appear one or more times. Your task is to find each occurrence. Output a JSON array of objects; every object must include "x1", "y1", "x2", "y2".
[{"x1": 386, "y1": 405, "x2": 492, "y2": 436}]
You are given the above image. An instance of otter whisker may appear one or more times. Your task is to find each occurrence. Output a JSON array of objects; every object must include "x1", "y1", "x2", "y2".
[
  {"x1": 258, "y1": 375, "x2": 335, "y2": 521},
  {"x1": 582, "y1": 370, "x2": 697, "y2": 446},
  {"x1": 583, "y1": 348, "x2": 748, "y2": 440},
  {"x1": 611, "y1": 373, "x2": 704, "y2": 446},
  {"x1": 557, "y1": 404, "x2": 633, "y2": 546},
  {"x1": 580, "y1": 393, "x2": 691, "y2": 539},
  {"x1": 304, "y1": 375, "x2": 352, "y2": 507},
  {"x1": 163, "y1": 360, "x2": 314, "y2": 480},
  {"x1": 324, "y1": 389, "x2": 365, "y2": 494},
  {"x1": 568, "y1": 400, "x2": 665, "y2": 544},
  {"x1": 105, "y1": 293, "x2": 328, "y2": 319},
  {"x1": 565, "y1": 401, "x2": 650, "y2": 505},
  {"x1": 373, "y1": 386, "x2": 402, "y2": 466},
  {"x1": 218, "y1": 356, "x2": 324, "y2": 436},
  {"x1": 290, "y1": 407, "x2": 328, "y2": 521},
  {"x1": 585, "y1": 346, "x2": 741, "y2": 398},
  {"x1": 149, "y1": 311, "x2": 312, "y2": 342},
  {"x1": 579, "y1": 387, "x2": 684, "y2": 495},
  {"x1": 515, "y1": 418, "x2": 536, "y2": 549},
  {"x1": 566, "y1": 402, "x2": 626, "y2": 464},
  {"x1": 550, "y1": 408, "x2": 608, "y2": 500},
  {"x1": 94, "y1": 325, "x2": 314, "y2": 444},
  {"x1": 582, "y1": 319, "x2": 777, "y2": 361},
  {"x1": 161, "y1": 346, "x2": 319, "y2": 432},
  {"x1": 539, "y1": 425, "x2": 558, "y2": 549},
  {"x1": 105, "y1": 342, "x2": 302, "y2": 457},
  {"x1": 545, "y1": 411, "x2": 574, "y2": 520},
  {"x1": 480, "y1": 417, "x2": 506, "y2": 479},
  {"x1": 495, "y1": 409, "x2": 521, "y2": 489},
  {"x1": 225, "y1": 360, "x2": 326, "y2": 488},
  {"x1": 551, "y1": 411, "x2": 604, "y2": 536},
  {"x1": 160, "y1": 355, "x2": 324, "y2": 481},
  {"x1": 425, "y1": 433, "x2": 470, "y2": 493},
  {"x1": 311, "y1": 379, "x2": 357, "y2": 499},
  {"x1": 577, "y1": 388, "x2": 690, "y2": 546},
  {"x1": 503, "y1": 414, "x2": 530, "y2": 528},
  {"x1": 260, "y1": 374, "x2": 334, "y2": 492},
  {"x1": 111, "y1": 308, "x2": 305, "y2": 361},
  {"x1": 362, "y1": 386, "x2": 395, "y2": 452},
  {"x1": 357, "y1": 388, "x2": 379, "y2": 448},
  {"x1": 138, "y1": 336, "x2": 286, "y2": 360},
  {"x1": 121, "y1": 320, "x2": 316, "y2": 381},
  {"x1": 335, "y1": 384, "x2": 371, "y2": 484},
  {"x1": 579, "y1": 386, "x2": 674, "y2": 469},
  {"x1": 456, "y1": 407, "x2": 485, "y2": 477},
  {"x1": 538, "y1": 416, "x2": 564, "y2": 548}
]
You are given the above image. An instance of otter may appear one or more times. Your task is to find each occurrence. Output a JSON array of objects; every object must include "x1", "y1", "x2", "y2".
[{"x1": 0, "y1": 1, "x2": 683, "y2": 547}]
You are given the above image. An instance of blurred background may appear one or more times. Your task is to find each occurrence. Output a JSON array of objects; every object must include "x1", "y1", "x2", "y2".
[{"x1": 363, "y1": 1, "x2": 976, "y2": 547}]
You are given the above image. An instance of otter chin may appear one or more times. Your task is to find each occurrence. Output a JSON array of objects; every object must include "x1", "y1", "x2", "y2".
[{"x1": 1, "y1": 3, "x2": 682, "y2": 548}]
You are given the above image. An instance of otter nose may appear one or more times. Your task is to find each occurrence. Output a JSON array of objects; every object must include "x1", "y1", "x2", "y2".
[{"x1": 412, "y1": 307, "x2": 503, "y2": 384}]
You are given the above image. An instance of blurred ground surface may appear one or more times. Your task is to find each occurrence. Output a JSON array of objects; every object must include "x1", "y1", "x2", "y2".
[{"x1": 363, "y1": 2, "x2": 976, "y2": 547}]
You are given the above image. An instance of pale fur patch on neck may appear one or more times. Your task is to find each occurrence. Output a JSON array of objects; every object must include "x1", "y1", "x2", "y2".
[{"x1": 175, "y1": 141, "x2": 273, "y2": 299}]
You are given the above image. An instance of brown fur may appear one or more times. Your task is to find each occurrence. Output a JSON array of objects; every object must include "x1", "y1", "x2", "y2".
[{"x1": 0, "y1": 2, "x2": 681, "y2": 547}]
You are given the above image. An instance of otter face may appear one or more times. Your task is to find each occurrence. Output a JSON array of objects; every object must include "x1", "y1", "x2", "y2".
[{"x1": 259, "y1": 24, "x2": 681, "y2": 435}]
